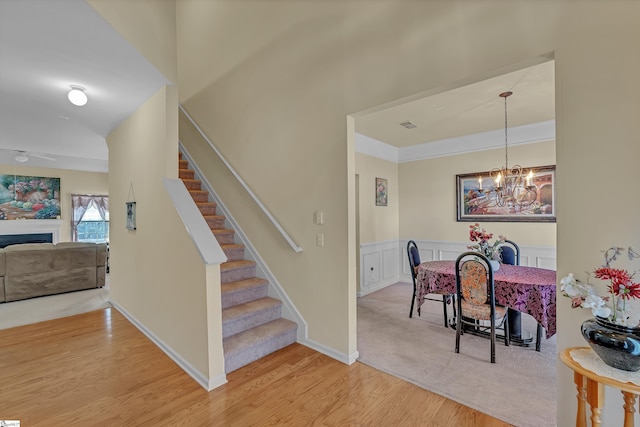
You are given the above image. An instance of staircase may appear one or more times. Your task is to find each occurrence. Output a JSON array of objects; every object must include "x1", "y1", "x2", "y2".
[{"x1": 178, "y1": 153, "x2": 297, "y2": 373}]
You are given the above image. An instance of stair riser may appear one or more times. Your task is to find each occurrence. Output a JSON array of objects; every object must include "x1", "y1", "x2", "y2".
[
  {"x1": 198, "y1": 205, "x2": 217, "y2": 216},
  {"x1": 223, "y1": 306, "x2": 282, "y2": 339},
  {"x1": 190, "y1": 192, "x2": 209, "y2": 202},
  {"x1": 178, "y1": 160, "x2": 189, "y2": 169},
  {"x1": 221, "y1": 266, "x2": 256, "y2": 283},
  {"x1": 215, "y1": 232, "x2": 235, "y2": 245},
  {"x1": 183, "y1": 180, "x2": 202, "y2": 190},
  {"x1": 205, "y1": 217, "x2": 225, "y2": 229},
  {"x1": 224, "y1": 248, "x2": 245, "y2": 262},
  {"x1": 179, "y1": 170, "x2": 194, "y2": 180},
  {"x1": 222, "y1": 285, "x2": 268, "y2": 309},
  {"x1": 224, "y1": 329, "x2": 297, "y2": 373}
]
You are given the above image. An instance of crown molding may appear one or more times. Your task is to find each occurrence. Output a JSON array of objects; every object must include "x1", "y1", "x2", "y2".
[{"x1": 356, "y1": 120, "x2": 555, "y2": 164}]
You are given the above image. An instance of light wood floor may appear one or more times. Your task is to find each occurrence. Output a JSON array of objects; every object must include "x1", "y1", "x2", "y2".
[{"x1": 0, "y1": 308, "x2": 511, "y2": 426}]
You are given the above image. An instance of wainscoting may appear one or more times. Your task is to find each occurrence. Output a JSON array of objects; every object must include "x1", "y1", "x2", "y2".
[{"x1": 358, "y1": 239, "x2": 556, "y2": 297}]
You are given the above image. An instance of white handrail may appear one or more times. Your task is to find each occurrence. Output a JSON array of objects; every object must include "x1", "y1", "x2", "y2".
[{"x1": 179, "y1": 105, "x2": 303, "y2": 253}]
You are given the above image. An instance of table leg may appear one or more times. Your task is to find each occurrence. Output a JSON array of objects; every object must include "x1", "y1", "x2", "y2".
[
  {"x1": 574, "y1": 372, "x2": 587, "y2": 427},
  {"x1": 622, "y1": 391, "x2": 636, "y2": 427},
  {"x1": 587, "y1": 377, "x2": 605, "y2": 427},
  {"x1": 508, "y1": 308, "x2": 522, "y2": 338}
]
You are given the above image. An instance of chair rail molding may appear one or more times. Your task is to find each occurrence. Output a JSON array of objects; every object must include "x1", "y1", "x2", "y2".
[{"x1": 359, "y1": 239, "x2": 556, "y2": 296}]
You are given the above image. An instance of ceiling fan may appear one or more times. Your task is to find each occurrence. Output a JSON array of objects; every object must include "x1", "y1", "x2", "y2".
[{"x1": 0, "y1": 149, "x2": 56, "y2": 163}]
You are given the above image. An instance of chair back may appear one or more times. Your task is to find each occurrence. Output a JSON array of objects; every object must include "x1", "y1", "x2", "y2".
[
  {"x1": 407, "y1": 240, "x2": 421, "y2": 281},
  {"x1": 455, "y1": 251, "x2": 495, "y2": 308},
  {"x1": 500, "y1": 239, "x2": 520, "y2": 266}
]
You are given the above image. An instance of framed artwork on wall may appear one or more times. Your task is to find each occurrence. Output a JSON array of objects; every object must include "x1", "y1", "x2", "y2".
[
  {"x1": 126, "y1": 201, "x2": 136, "y2": 230},
  {"x1": 456, "y1": 165, "x2": 556, "y2": 222},
  {"x1": 376, "y1": 177, "x2": 388, "y2": 206},
  {"x1": 0, "y1": 174, "x2": 61, "y2": 220}
]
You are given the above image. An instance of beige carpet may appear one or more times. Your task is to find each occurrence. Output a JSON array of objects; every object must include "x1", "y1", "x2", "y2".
[
  {"x1": 357, "y1": 282, "x2": 556, "y2": 427},
  {"x1": 0, "y1": 276, "x2": 111, "y2": 330}
]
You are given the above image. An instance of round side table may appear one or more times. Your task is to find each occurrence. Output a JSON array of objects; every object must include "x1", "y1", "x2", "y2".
[{"x1": 560, "y1": 347, "x2": 640, "y2": 427}]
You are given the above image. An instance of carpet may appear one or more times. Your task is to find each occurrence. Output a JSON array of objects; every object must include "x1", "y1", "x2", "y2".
[
  {"x1": 0, "y1": 276, "x2": 111, "y2": 330},
  {"x1": 357, "y1": 282, "x2": 556, "y2": 427}
]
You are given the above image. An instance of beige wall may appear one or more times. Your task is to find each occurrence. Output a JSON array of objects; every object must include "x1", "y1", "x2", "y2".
[
  {"x1": 355, "y1": 153, "x2": 399, "y2": 245},
  {"x1": 0, "y1": 165, "x2": 107, "y2": 242},
  {"x1": 399, "y1": 140, "x2": 556, "y2": 247},
  {"x1": 93, "y1": 1, "x2": 225, "y2": 385},
  {"x1": 176, "y1": 1, "x2": 640, "y2": 424},
  {"x1": 107, "y1": 85, "x2": 223, "y2": 383},
  {"x1": 89, "y1": 0, "x2": 177, "y2": 84}
]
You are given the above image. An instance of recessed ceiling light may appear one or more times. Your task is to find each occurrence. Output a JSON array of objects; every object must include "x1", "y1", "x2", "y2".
[
  {"x1": 400, "y1": 121, "x2": 418, "y2": 129},
  {"x1": 68, "y1": 85, "x2": 88, "y2": 106}
]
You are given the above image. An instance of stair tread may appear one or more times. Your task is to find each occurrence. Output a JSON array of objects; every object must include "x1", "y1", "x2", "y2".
[
  {"x1": 221, "y1": 259, "x2": 255, "y2": 271},
  {"x1": 212, "y1": 228, "x2": 235, "y2": 235},
  {"x1": 222, "y1": 297, "x2": 281, "y2": 322},
  {"x1": 221, "y1": 243, "x2": 244, "y2": 250},
  {"x1": 221, "y1": 277, "x2": 267, "y2": 294},
  {"x1": 223, "y1": 318, "x2": 297, "y2": 354}
]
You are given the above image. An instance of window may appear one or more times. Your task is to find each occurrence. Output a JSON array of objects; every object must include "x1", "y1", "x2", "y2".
[{"x1": 72, "y1": 195, "x2": 109, "y2": 243}]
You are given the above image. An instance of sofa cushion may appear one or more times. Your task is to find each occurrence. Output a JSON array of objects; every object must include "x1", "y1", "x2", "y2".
[{"x1": 4, "y1": 243, "x2": 54, "y2": 252}]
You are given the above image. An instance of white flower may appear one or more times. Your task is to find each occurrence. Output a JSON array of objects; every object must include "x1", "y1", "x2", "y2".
[
  {"x1": 581, "y1": 295, "x2": 611, "y2": 318},
  {"x1": 615, "y1": 310, "x2": 640, "y2": 327},
  {"x1": 560, "y1": 273, "x2": 593, "y2": 299}
]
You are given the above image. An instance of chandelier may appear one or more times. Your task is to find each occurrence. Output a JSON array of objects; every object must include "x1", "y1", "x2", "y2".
[{"x1": 485, "y1": 91, "x2": 537, "y2": 209}]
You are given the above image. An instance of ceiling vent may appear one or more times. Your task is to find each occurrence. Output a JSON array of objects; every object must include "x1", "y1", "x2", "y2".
[{"x1": 399, "y1": 121, "x2": 417, "y2": 129}]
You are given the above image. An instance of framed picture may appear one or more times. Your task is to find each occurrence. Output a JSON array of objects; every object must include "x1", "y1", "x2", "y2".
[
  {"x1": 375, "y1": 177, "x2": 388, "y2": 206},
  {"x1": 0, "y1": 174, "x2": 61, "y2": 220},
  {"x1": 456, "y1": 165, "x2": 556, "y2": 222},
  {"x1": 126, "y1": 202, "x2": 136, "y2": 230}
]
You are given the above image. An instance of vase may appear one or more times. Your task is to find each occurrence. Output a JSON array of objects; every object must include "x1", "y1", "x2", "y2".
[
  {"x1": 580, "y1": 316, "x2": 640, "y2": 371},
  {"x1": 488, "y1": 260, "x2": 500, "y2": 272}
]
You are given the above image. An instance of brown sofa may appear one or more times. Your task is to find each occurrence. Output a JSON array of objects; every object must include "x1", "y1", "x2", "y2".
[{"x1": 0, "y1": 242, "x2": 107, "y2": 303}]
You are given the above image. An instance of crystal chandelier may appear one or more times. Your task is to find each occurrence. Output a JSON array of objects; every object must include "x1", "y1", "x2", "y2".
[{"x1": 486, "y1": 91, "x2": 537, "y2": 209}]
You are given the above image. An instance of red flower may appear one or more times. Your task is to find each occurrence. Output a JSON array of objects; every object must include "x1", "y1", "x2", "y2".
[
  {"x1": 619, "y1": 282, "x2": 640, "y2": 300},
  {"x1": 594, "y1": 267, "x2": 637, "y2": 298}
]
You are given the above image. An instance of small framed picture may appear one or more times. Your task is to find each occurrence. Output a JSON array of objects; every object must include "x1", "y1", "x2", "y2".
[
  {"x1": 375, "y1": 177, "x2": 388, "y2": 206},
  {"x1": 126, "y1": 202, "x2": 136, "y2": 230}
]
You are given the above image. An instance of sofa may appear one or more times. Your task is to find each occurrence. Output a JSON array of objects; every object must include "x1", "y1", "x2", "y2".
[{"x1": 0, "y1": 242, "x2": 107, "y2": 303}]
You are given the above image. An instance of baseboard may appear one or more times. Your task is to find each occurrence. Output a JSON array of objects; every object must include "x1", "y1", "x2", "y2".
[
  {"x1": 301, "y1": 338, "x2": 360, "y2": 365},
  {"x1": 110, "y1": 301, "x2": 227, "y2": 391}
]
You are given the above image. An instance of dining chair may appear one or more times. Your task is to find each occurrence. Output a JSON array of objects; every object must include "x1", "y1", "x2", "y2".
[
  {"x1": 455, "y1": 251, "x2": 509, "y2": 363},
  {"x1": 500, "y1": 239, "x2": 520, "y2": 266},
  {"x1": 407, "y1": 240, "x2": 454, "y2": 327},
  {"x1": 500, "y1": 239, "x2": 544, "y2": 351}
]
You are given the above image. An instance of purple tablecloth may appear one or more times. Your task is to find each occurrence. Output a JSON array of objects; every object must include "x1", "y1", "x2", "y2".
[{"x1": 417, "y1": 260, "x2": 557, "y2": 338}]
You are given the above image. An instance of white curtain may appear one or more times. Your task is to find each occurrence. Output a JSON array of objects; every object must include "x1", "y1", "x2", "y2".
[{"x1": 71, "y1": 194, "x2": 108, "y2": 241}]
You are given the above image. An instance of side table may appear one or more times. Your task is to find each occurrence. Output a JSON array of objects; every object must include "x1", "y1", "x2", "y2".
[{"x1": 560, "y1": 347, "x2": 640, "y2": 427}]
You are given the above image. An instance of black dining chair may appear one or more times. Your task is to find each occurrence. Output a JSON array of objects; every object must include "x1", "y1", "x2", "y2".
[
  {"x1": 499, "y1": 239, "x2": 544, "y2": 351},
  {"x1": 500, "y1": 239, "x2": 520, "y2": 266},
  {"x1": 455, "y1": 251, "x2": 509, "y2": 363},
  {"x1": 407, "y1": 240, "x2": 454, "y2": 327}
]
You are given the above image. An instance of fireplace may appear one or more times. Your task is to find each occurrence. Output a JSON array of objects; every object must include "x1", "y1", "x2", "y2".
[
  {"x1": 0, "y1": 233, "x2": 53, "y2": 248},
  {"x1": 0, "y1": 219, "x2": 62, "y2": 248}
]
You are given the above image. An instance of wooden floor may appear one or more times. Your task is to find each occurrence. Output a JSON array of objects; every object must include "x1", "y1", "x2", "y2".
[{"x1": 0, "y1": 308, "x2": 511, "y2": 426}]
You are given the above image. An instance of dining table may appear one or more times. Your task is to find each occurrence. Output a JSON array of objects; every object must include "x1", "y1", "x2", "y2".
[{"x1": 416, "y1": 260, "x2": 557, "y2": 341}]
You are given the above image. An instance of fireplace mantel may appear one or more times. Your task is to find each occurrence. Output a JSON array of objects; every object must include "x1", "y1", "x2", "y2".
[{"x1": 0, "y1": 220, "x2": 63, "y2": 243}]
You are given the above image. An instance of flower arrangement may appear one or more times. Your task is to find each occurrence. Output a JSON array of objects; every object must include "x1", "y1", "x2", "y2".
[
  {"x1": 560, "y1": 246, "x2": 640, "y2": 328},
  {"x1": 467, "y1": 223, "x2": 505, "y2": 261}
]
